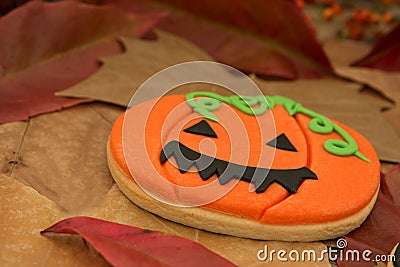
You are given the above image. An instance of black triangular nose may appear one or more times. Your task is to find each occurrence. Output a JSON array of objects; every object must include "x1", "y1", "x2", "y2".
[
  {"x1": 183, "y1": 120, "x2": 218, "y2": 138},
  {"x1": 266, "y1": 133, "x2": 297, "y2": 152}
]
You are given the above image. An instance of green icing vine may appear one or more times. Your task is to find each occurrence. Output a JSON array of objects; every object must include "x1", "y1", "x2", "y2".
[{"x1": 186, "y1": 92, "x2": 370, "y2": 162}]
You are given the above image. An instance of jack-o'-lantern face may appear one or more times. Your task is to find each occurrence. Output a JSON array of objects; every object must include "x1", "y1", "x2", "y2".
[
  {"x1": 161, "y1": 114, "x2": 317, "y2": 195},
  {"x1": 116, "y1": 92, "x2": 380, "y2": 224}
]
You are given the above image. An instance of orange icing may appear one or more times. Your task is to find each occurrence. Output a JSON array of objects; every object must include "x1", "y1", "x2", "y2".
[{"x1": 109, "y1": 95, "x2": 380, "y2": 224}]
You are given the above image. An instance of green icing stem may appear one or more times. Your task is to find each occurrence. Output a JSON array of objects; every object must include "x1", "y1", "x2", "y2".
[
  {"x1": 186, "y1": 92, "x2": 269, "y2": 121},
  {"x1": 185, "y1": 92, "x2": 370, "y2": 162}
]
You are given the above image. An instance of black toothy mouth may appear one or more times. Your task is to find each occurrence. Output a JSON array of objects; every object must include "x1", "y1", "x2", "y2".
[{"x1": 160, "y1": 140, "x2": 318, "y2": 194}]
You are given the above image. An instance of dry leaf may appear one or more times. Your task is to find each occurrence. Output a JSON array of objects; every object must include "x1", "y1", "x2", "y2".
[
  {"x1": 346, "y1": 165, "x2": 400, "y2": 254},
  {"x1": 1, "y1": 103, "x2": 123, "y2": 214},
  {"x1": 335, "y1": 67, "x2": 400, "y2": 137},
  {"x1": 59, "y1": 40, "x2": 400, "y2": 163},
  {"x1": 92, "y1": 185, "x2": 330, "y2": 267},
  {"x1": 101, "y1": 0, "x2": 334, "y2": 79},
  {"x1": 0, "y1": 0, "x2": 161, "y2": 123},
  {"x1": 253, "y1": 77, "x2": 400, "y2": 163},
  {"x1": 323, "y1": 38, "x2": 400, "y2": 138},
  {"x1": 338, "y1": 165, "x2": 400, "y2": 267},
  {"x1": 57, "y1": 30, "x2": 213, "y2": 106},
  {"x1": 196, "y1": 232, "x2": 330, "y2": 267},
  {"x1": 42, "y1": 216, "x2": 236, "y2": 267},
  {"x1": 323, "y1": 39, "x2": 371, "y2": 69},
  {"x1": 335, "y1": 68, "x2": 400, "y2": 104},
  {"x1": 0, "y1": 120, "x2": 26, "y2": 175},
  {"x1": 381, "y1": 164, "x2": 400, "y2": 205},
  {"x1": 0, "y1": 174, "x2": 109, "y2": 266},
  {"x1": 351, "y1": 24, "x2": 400, "y2": 72}
]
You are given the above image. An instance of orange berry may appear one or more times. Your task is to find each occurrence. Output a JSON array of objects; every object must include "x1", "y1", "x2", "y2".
[
  {"x1": 305, "y1": 14, "x2": 313, "y2": 24},
  {"x1": 331, "y1": 3, "x2": 343, "y2": 14},
  {"x1": 359, "y1": 8, "x2": 371, "y2": 24},
  {"x1": 351, "y1": 8, "x2": 371, "y2": 24},
  {"x1": 323, "y1": 8, "x2": 334, "y2": 21},
  {"x1": 296, "y1": 0, "x2": 305, "y2": 10},
  {"x1": 349, "y1": 26, "x2": 364, "y2": 40},
  {"x1": 370, "y1": 13, "x2": 381, "y2": 24},
  {"x1": 383, "y1": 11, "x2": 393, "y2": 24},
  {"x1": 352, "y1": 9, "x2": 361, "y2": 21}
]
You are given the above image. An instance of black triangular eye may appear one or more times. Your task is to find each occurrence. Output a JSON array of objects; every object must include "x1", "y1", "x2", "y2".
[
  {"x1": 266, "y1": 133, "x2": 297, "y2": 152},
  {"x1": 183, "y1": 120, "x2": 218, "y2": 138}
]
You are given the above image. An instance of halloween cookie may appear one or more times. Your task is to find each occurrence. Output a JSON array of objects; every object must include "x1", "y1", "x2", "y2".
[{"x1": 107, "y1": 92, "x2": 380, "y2": 241}]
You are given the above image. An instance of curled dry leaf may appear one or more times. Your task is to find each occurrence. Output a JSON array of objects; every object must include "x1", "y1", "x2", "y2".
[
  {"x1": 322, "y1": 39, "x2": 371, "y2": 69},
  {"x1": 352, "y1": 24, "x2": 400, "y2": 72},
  {"x1": 0, "y1": 174, "x2": 109, "y2": 266},
  {"x1": 102, "y1": 0, "x2": 334, "y2": 79},
  {"x1": 41, "y1": 216, "x2": 236, "y2": 267},
  {"x1": 0, "y1": 0, "x2": 162, "y2": 124},
  {"x1": 323, "y1": 36, "x2": 400, "y2": 139},
  {"x1": 334, "y1": 67, "x2": 400, "y2": 137},
  {"x1": 57, "y1": 30, "x2": 214, "y2": 106},
  {"x1": 1, "y1": 103, "x2": 122, "y2": 214}
]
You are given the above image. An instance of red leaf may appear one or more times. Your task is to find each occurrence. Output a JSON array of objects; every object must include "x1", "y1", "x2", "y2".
[
  {"x1": 102, "y1": 0, "x2": 334, "y2": 79},
  {"x1": 0, "y1": 0, "x2": 162, "y2": 124},
  {"x1": 41, "y1": 216, "x2": 236, "y2": 267},
  {"x1": 381, "y1": 165, "x2": 400, "y2": 206},
  {"x1": 338, "y1": 165, "x2": 400, "y2": 266},
  {"x1": 352, "y1": 24, "x2": 400, "y2": 71},
  {"x1": 337, "y1": 237, "x2": 386, "y2": 267}
]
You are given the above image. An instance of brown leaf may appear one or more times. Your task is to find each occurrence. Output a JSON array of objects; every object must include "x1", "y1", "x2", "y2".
[
  {"x1": 335, "y1": 67, "x2": 400, "y2": 137},
  {"x1": 0, "y1": 174, "x2": 109, "y2": 266},
  {"x1": 253, "y1": 77, "x2": 400, "y2": 163},
  {"x1": 323, "y1": 39, "x2": 371, "y2": 69},
  {"x1": 93, "y1": 185, "x2": 197, "y2": 239},
  {"x1": 0, "y1": 120, "x2": 26, "y2": 175},
  {"x1": 335, "y1": 67, "x2": 400, "y2": 106},
  {"x1": 196, "y1": 232, "x2": 330, "y2": 267},
  {"x1": 57, "y1": 30, "x2": 213, "y2": 106},
  {"x1": 0, "y1": 0, "x2": 162, "y2": 124},
  {"x1": 102, "y1": 0, "x2": 334, "y2": 79},
  {"x1": 323, "y1": 38, "x2": 400, "y2": 139},
  {"x1": 42, "y1": 216, "x2": 236, "y2": 267},
  {"x1": 58, "y1": 38, "x2": 400, "y2": 163},
  {"x1": 1, "y1": 103, "x2": 123, "y2": 214}
]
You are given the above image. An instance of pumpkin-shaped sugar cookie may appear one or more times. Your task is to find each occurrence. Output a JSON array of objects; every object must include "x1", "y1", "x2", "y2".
[{"x1": 107, "y1": 92, "x2": 380, "y2": 241}]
